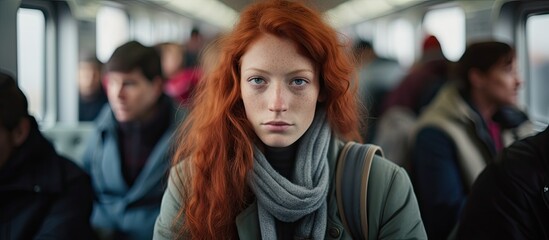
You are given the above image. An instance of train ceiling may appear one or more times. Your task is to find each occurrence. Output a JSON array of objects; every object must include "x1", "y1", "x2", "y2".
[
  {"x1": 68, "y1": 0, "x2": 429, "y2": 29},
  {"x1": 167, "y1": 0, "x2": 428, "y2": 29}
]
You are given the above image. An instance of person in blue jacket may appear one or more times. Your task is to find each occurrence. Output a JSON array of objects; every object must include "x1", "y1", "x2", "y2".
[
  {"x1": 0, "y1": 72, "x2": 94, "y2": 239},
  {"x1": 82, "y1": 41, "x2": 186, "y2": 240}
]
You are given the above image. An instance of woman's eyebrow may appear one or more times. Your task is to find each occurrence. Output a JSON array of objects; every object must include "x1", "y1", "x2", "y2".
[{"x1": 243, "y1": 68, "x2": 313, "y2": 75}]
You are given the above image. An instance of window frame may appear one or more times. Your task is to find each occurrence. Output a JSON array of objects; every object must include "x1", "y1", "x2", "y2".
[
  {"x1": 517, "y1": 1, "x2": 549, "y2": 129},
  {"x1": 19, "y1": 0, "x2": 57, "y2": 125}
]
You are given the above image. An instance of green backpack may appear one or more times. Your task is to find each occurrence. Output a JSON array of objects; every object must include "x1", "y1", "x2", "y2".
[{"x1": 335, "y1": 141, "x2": 384, "y2": 240}]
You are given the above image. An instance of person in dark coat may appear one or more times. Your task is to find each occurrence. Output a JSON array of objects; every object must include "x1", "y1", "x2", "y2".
[
  {"x1": 0, "y1": 72, "x2": 94, "y2": 239},
  {"x1": 456, "y1": 126, "x2": 549, "y2": 239}
]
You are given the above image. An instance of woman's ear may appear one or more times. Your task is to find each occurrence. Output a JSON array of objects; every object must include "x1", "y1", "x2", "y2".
[
  {"x1": 11, "y1": 117, "x2": 30, "y2": 147},
  {"x1": 469, "y1": 68, "x2": 485, "y2": 90}
]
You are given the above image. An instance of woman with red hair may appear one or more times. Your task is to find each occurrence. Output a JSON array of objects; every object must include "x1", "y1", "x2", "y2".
[{"x1": 153, "y1": 1, "x2": 426, "y2": 239}]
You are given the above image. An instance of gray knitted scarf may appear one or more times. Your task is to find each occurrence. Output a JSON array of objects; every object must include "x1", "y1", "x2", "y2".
[{"x1": 248, "y1": 109, "x2": 331, "y2": 240}]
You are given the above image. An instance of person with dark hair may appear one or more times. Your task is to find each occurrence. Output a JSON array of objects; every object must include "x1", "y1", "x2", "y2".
[
  {"x1": 81, "y1": 41, "x2": 186, "y2": 240},
  {"x1": 0, "y1": 72, "x2": 94, "y2": 239},
  {"x1": 455, "y1": 126, "x2": 549, "y2": 239},
  {"x1": 78, "y1": 53, "x2": 108, "y2": 121},
  {"x1": 410, "y1": 41, "x2": 533, "y2": 239},
  {"x1": 153, "y1": 1, "x2": 426, "y2": 239}
]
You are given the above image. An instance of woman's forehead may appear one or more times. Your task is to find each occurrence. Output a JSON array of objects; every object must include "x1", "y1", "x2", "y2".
[{"x1": 240, "y1": 34, "x2": 316, "y2": 72}]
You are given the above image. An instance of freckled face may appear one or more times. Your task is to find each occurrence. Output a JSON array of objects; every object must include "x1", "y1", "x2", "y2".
[{"x1": 240, "y1": 34, "x2": 320, "y2": 147}]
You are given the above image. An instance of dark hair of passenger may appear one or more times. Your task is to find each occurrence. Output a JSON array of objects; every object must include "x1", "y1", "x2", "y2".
[
  {"x1": 190, "y1": 27, "x2": 200, "y2": 37},
  {"x1": 172, "y1": 0, "x2": 360, "y2": 238},
  {"x1": 106, "y1": 40, "x2": 162, "y2": 82},
  {"x1": 457, "y1": 41, "x2": 515, "y2": 90},
  {"x1": 0, "y1": 72, "x2": 28, "y2": 131},
  {"x1": 353, "y1": 39, "x2": 373, "y2": 52}
]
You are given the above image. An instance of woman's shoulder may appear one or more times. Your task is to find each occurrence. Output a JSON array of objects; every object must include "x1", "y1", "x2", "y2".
[
  {"x1": 154, "y1": 160, "x2": 193, "y2": 240},
  {"x1": 368, "y1": 155, "x2": 427, "y2": 239},
  {"x1": 168, "y1": 159, "x2": 194, "y2": 199},
  {"x1": 172, "y1": 159, "x2": 190, "y2": 175},
  {"x1": 368, "y1": 154, "x2": 416, "y2": 207},
  {"x1": 370, "y1": 155, "x2": 410, "y2": 187}
]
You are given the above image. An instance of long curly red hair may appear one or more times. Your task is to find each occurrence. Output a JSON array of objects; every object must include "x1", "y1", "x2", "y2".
[{"x1": 172, "y1": 0, "x2": 362, "y2": 238}]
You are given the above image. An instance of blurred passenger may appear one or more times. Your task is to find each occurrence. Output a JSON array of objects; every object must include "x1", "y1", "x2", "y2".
[
  {"x1": 82, "y1": 41, "x2": 186, "y2": 240},
  {"x1": 156, "y1": 42, "x2": 184, "y2": 80},
  {"x1": 381, "y1": 35, "x2": 450, "y2": 115},
  {"x1": 79, "y1": 53, "x2": 108, "y2": 121},
  {"x1": 455, "y1": 126, "x2": 549, "y2": 239},
  {"x1": 374, "y1": 35, "x2": 450, "y2": 166},
  {"x1": 183, "y1": 27, "x2": 205, "y2": 68},
  {"x1": 410, "y1": 41, "x2": 533, "y2": 239},
  {"x1": 156, "y1": 42, "x2": 201, "y2": 105},
  {"x1": 354, "y1": 39, "x2": 404, "y2": 142},
  {"x1": 154, "y1": 1, "x2": 426, "y2": 239},
  {"x1": 0, "y1": 72, "x2": 93, "y2": 239}
]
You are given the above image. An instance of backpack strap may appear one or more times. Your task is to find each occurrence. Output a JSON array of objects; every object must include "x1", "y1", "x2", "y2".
[{"x1": 335, "y1": 141, "x2": 384, "y2": 240}]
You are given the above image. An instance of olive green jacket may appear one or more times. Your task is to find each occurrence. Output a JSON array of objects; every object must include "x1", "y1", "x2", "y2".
[{"x1": 153, "y1": 136, "x2": 426, "y2": 239}]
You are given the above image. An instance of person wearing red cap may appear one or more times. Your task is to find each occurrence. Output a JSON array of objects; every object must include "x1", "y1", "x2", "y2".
[
  {"x1": 381, "y1": 34, "x2": 450, "y2": 115},
  {"x1": 373, "y1": 35, "x2": 450, "y2": 167}
]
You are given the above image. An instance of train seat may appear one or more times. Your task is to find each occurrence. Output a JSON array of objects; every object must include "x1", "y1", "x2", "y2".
[{"x1": 41, "y1": 123, "x2": 95, "y2": 167}]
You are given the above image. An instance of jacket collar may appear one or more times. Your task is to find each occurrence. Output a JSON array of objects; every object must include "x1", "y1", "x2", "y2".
[
  {"x1": 235, "y1": 201, "x2": 260, "y2": 239},
  {"x1": 91, "y1": 95, "x2": 187, "y2": 197},
  {"x1": 428, "y1": 83, "x2": 498, "y2": 156}
]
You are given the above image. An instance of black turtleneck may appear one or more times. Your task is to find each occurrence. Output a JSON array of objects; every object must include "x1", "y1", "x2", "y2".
[
  {"x1": 263, "y1": 141, "x2": 299, "y2": 239},
  {"x1": 264, "y1": 142, "x2": 298, "y2": 180}
]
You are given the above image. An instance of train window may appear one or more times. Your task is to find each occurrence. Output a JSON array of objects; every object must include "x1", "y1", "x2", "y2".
[
  {"x1": 96, "y1": 6, "x2": 129, "y2": 62},
  {"x1": 132, "y1": 14, "x2": 153, "y2": 45},
  {"x1": 357, "y1": 19, "x2": 414, "y2": 67},
  {"x1": 153, "y1": 17, "x2": 172, "y2": 43},
  {"x1": 17, "y1": 8, "x2": 45, "y2": 120},
  {"x1": 423, "y1": 6, "x2": 465, "y2": 61},
  {"x1": 526, "y1": 14, "x2": 549, "y2": 124},
  {"x1": 389, "y1": 19, "x2": 414, "y2": 67},
  {"x1": 354, "y1": 22, "x2": 374, "y2": 42}
]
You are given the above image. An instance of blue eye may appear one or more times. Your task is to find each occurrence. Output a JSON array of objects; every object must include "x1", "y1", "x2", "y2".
[
  {"x1": 291, "y1": 78, "x2": 307, "y2": 86},
  {"x1": 248, "y1": 77, "x2": 265, "y2": 85}
]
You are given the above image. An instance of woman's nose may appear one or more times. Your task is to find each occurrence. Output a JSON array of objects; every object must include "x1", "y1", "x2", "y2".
[{"x1": 268, "y1": 83, "x2": 288, "y2": 112}]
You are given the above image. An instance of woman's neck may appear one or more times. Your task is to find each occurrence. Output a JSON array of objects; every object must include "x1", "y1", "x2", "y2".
[
  {"x1": 263, "y1": 141, "x2": 299, "y2": 180},
  {"x1": 470, "y1": 90, "x2": 497, "y2": 123}
]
